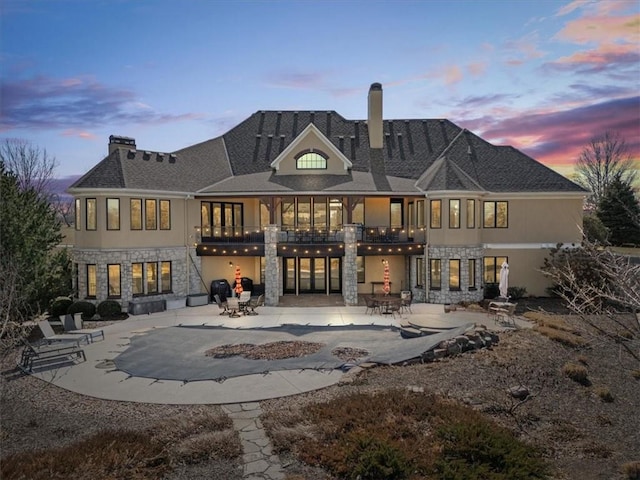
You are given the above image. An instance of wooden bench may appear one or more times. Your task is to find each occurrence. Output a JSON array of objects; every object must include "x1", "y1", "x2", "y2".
[{"x1": 19, "y1": 342, "x2": 86, "y2": 373}]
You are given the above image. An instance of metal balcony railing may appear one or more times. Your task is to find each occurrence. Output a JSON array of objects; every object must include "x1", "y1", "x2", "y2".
[
  {"x1": 358, "y1": 226, "x2": 425, "y2": 243},
  {"x1": 280, "y1": 228, "x2": 344, "y2": 244},
  {"x1": 199, "y1": 226, "x2": 265, "y2": 244}
]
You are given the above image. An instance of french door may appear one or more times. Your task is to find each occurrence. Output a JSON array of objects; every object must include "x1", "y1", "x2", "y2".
[{"x1": 283, "y1": 257, "x2": 342, "y2": 294}]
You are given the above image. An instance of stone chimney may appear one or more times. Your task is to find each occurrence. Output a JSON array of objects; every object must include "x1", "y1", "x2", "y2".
[
  {"x1": 367, "y1": 83, "x2": 383, "y2": 149},
  {"x1": 109, "y1": 135, "x2": 136, "y2": 154}
]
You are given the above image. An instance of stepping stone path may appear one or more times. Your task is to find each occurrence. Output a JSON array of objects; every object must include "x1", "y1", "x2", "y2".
[{"x1": 222, "y1": 402, "x2": 285, "y2": 480}]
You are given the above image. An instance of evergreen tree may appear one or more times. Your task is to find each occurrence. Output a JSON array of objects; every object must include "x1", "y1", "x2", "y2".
[{"x1": 597, "y1": 178, "x2": 640, "y2": 246}]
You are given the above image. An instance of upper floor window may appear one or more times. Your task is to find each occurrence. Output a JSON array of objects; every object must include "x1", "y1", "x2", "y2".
[
  {"x1": 296, "y1": 151, "x2": 327, "y2": 169},
  {"x1": 416, "y1": 200, "x2": 425, "y2": 228},
  {"x1": 75, "y1": 199, "x2": 81, "y2": 231},
  {"x1": 107, "y1": 198, "x2": 120, "y2": 230},
  {"x1": 466, "y1": 199, "x2": 476, "y2": 228},
  {"x1": 390, "y1": 198, "x2": 403, "y2": 228},
  {"x1": 449, "y1": 199, "x2": 460, "y2": 229},
  {"x1": 86, "y1": 198, "x2": 97, "y2": 231},
  {"x1": 131, "y1": 199, "x2": 142, "y2": 230},
  {"x1": 483, "y1": 201, "x2": 508, "y2": 228},
  {"x1": 160, "y1": 200, "x2": 171, "y2": 230},
  {"x1": 145, "y1": 199, "x2": 157, "y2": 230},
  {"x1": 430, "y1": 200, "x2": 441, "y2": 229}
]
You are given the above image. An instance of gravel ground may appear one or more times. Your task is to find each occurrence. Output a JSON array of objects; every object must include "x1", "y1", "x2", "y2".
[{"x1": 2, "y1": 311, "x2": 639, "y2": 480}]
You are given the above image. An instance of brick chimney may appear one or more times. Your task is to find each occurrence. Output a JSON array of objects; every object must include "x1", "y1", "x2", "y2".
[
  {"x1": 109, "y1": 135, "x2": 136, "y2": 154},
  {"x1": 367, "y1": 83, "x2": 383, "y2": 149}
]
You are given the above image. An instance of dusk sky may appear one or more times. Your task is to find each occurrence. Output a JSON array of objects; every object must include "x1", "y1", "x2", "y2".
[{"x1": 1, "y1": 0, "x2": 639, "y2": 184}]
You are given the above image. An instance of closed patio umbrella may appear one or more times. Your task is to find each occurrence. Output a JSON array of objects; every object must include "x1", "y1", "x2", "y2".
[
  {"x1": 234, "y1": 265, "x2": 243, "y2": 296},
  {"x1": 383, "y1": 260, "x2": 390, "y2": 295},
  {"x1": 499, "y1": 261, "x2": 509, "y2": 299}
]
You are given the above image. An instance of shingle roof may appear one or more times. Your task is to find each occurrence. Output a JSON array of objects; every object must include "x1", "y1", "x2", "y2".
[{"x1": 69, "y1": 109, "x2": 586, "y2": 195}]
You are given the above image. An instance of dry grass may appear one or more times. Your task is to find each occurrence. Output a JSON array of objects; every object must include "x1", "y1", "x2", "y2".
[
  {"x1": 621, "y1": 461, "x2": 640, "y2": 480},
  {"x1": 593, "y1": 385, "x2": 615, "y2": 403},
  {"x1": 524, "y1": 311, "x2": 586, "y2": 347},
  {"x1": 562, "y1": 362, "x2": 590, "y2": 385},
  {"x1": 0, "y1": 411, "x2": 241, "y2": 480}
]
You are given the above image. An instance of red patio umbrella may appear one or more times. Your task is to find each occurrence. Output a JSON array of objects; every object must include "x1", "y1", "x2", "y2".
[
  {"x1": 383, "y1": 260, "x2": 390, "y2": 295},
  {"x1": 234, "y1": 265, "x2": 243, "y2": 296}
]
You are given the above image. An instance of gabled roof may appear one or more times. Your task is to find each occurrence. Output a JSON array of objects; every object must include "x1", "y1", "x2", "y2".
[{"x1": 69, "y1": 107, "x2": 586, "y2": 196}]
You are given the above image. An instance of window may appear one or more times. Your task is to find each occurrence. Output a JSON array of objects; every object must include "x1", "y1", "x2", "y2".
[
  {"x1": 86, "y1": 198, "x2": 96, "y2": 231},
  {"x1": 416, "y1": 200, "x2": 425, "y2": 228},
  {"x1": 75, "y1": 199, "x2": 80, "y2": 230},
  {"x1": 131, "y1": 199, "x2": 142, "y2": 230},
  {"x1": 281, "y1": 198, "x2": 295, "y2": 229},
  {"x1": 484, "y1": 256, "x2": 508, "y2": 284},
  {"x1": 329, "y1": 198, "x2": 343, "y2": 230},
  {"x1": 449, "y1": 259, "x2": 460, "y2": 290},
  {"x1": 108, "y1": 264, "x2": 121, "y2": 297},
  {"x1": 356, "y1": 256, "x2": 365, "y2": 283},
  {"x1": 107, "y1": 198, "x2": 120, "y2": 230},
  {"x1": 73, "y1": 263, "x2": 79, "y2": 298},
  {"x1": 466, "y1": 199, "x2": 475, "y2": 228},
  {"x1": 146, "y1": 263, "x2": 158, "y2": 294},
  {"x1": 260, "y1": 202, "x2": 270, "y2": 228},
  {"x1": 352, "y1": 202, "x2": 364, "y2": 224},
  {"x1": 87, "y1": 264, "x2": 97, "y2": 297},
  {"x1": 161, "y1": 261, "x2": 172, "y2": 292},
  {"x1": 160, "y1": 200, "x2": 171, "y2": 230},
  {"x1": 145, "y1": 199, "x2": 157, "y2": 230},
  {"x1": 469, "y1": 259, "x2": 477, "y2": 289},
  {"x1": 132, "y1": 263, "x2": 143, "y2": 295},
  {"x1": 296, "y1": 151, "x2": 327, "y2": 169},
  {"x1": 260, "y1": 257, "x2": 266, "y2": 285},
  {"x1": 429, "y1": 259, "x2": 441, "y2": 290},
  {"x1": 449, "y1": 199, "x2": 460, "y2": 228},
  {"x1": 430, "y1": 200, "x2": 441, "y2": 228},
  {"x1": 483, "y1": 201, "x2": 508, "y2": 228},
  {"x1": 390, "y1": 198, "x2": 403, "y2": 228},
  {"x1": 416, "y1": 257, "x2": 424, "y2": 288}
]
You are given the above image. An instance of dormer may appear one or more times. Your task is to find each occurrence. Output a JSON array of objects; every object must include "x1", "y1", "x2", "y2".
[{"x1": 270, "y1": 123, "x2": 352, "y2": 175}]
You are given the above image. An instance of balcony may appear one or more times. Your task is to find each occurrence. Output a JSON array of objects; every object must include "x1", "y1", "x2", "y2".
[
  {"x1": 357, "y1": 226, "x2": 426, "y2": 256},
  {"x1": 196, "y1": 226, "x2": 265, "y2": 256}
]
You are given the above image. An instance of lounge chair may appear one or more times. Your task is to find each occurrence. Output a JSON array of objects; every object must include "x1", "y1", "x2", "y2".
[
  {"x1": 61, "y1": 314, "x2": 105, "y2": 343},
  {"x1": 213, "y1": 294, "x2": 229, "y2": 315},
  {"x1": 245, "y1": 294, "x2": 264, "y2": 315},
  {"x1": 19, "y1": 339, "x2": 86, "y2": 373},
  {"x1": 36, "y1": 320, "x2": 89, "y2": 346}
]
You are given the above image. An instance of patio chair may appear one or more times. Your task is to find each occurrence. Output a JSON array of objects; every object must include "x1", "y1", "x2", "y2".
[
  {"x1": 36, "y1": 320, "x2": 89, "y2": 346},
  {"x1": 61, "y1": 314, "x2": 104, "y2": 343},
  {"x1": 213, "y1": 294, "x2": 230, "y2": 315},
  {"x1": 387, "y1": 300, "x2": 403, "y2": 320},
  {"x1": 495, "y1": 302, "x2": 518, "y2": 328},
  {"x1": 19, "y1": 338, "x2": 86, "y2": 373},
  {"x1": 400, "y1": 291, "x2": 413, "y2": 314},
  {"x1": 226, "y1": 297, "x2": 241, "y2": 317},
  {"x1": 246, "y1": 294, "x2": 264, "y2": 315},
  {"x1": 365, "y1": 296, "x2": 380, "y2": 315}
]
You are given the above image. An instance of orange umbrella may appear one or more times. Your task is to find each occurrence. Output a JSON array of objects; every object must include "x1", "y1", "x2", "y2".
[
  {"x1": 234, "y1": 265, "x2": 243, "y2": 296},
  {"x1": 383, "y1": 260, "x2": 390, "y2": 295}
]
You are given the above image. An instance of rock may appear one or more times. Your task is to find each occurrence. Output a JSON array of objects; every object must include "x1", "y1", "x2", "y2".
[{"x1": 508, "y1": 385, "x2": 530, "y2": 400}]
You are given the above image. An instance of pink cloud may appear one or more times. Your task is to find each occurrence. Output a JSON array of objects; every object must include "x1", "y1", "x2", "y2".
[
  {"x1": 556, "y1": 13, "x2": 640, "y2": 44},
  {"x1": 466, "y1": 62, "x2": 486, "y2": 76},
  {"x1": 61, "y1": 129, "x2": 98, "y2": 140}
]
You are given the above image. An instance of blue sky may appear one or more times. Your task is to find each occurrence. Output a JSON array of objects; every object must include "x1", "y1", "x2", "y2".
[{"x1": 1, "y1": 0, "x2": 638, "y2": 183}]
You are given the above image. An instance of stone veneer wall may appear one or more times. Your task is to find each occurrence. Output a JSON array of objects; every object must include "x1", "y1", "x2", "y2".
[
  {"x1": 427, "y1": 245, "x2": 484, "y2": 304},
  {"x1": 343, "y1": 225, "x2": 358, "y2": 306},
  {"x1": 409, "y1": 254, "x2": 427, "y2": 303},
  {"x1": 264, "y1": 225, "x2": 280, "y2": 306},
  {"x1": 73, "y1": 246, "x2": 189, "y2": 310}
]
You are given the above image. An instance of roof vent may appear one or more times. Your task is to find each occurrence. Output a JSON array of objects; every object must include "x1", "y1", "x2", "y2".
[
  {"x1": 157, "y1": 153, "x2": 164, "y2": 162},
  {"x1": 169, "y1": 154, "x2": 177, "y2": 163},
  {"x1": 127, "y1": 149, "x2": 136, "y2": 159},
  {"x1": 143, "y1": 151, "x2": 151, "y2": 160}
]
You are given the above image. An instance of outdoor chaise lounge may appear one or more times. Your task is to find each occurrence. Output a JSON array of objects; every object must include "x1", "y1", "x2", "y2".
[
  {"x1": 19, "y1": 339, "x2": 86, "y2": 372},
  {"x1": 36, "y1": 319, "x2": 89, "y2": 346},
  {"x1": 61, "y1": 314, "x2": 105, "y2": 343}
]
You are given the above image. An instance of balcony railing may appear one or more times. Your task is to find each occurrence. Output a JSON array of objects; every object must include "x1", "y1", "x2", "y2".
[
  {"x1": 358, "y1": 226, "x2": 425, "y2": 244},
  {"x1": 280, "y1": 228, "x2": 344, "y2": 244},
  {"x1": 200, "y1": 226, "x2": 265, "y2": 244}
]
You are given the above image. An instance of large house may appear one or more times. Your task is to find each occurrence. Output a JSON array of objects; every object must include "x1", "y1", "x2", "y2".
[{"x1": 68, "y1": 83, "x2": 586, "y2": 311}]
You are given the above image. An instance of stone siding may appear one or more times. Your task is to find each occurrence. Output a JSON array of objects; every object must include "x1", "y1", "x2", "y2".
[{"x1": 427, "y1": 245, "x2": 484, "y2": 304}]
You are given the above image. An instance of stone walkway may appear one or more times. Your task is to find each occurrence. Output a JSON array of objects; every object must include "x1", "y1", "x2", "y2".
[{"x1": 222, "y1": 403, "x2": 285, "y2": 480}]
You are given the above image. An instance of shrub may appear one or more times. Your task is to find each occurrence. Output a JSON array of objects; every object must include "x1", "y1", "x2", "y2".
[
  {"x1": 49, "y1": 297, "x2": 72, "y2": 317},
  {"x1": 507, "y1": 286, "x2": 527, "y2": 300},
  {"x1": 594, "y1": 386, "x2": 614, "y2": 403},
  {"x1": 484, "y1": 283, "x2": 499, "y2": 299},
  {"x1": 348, "y1": 436, "x2": 410, "y2": 480},
  {"x1": 97, "y1": 300, "x2": 122, "y2": 319},
  {"x1": 621, "y1": 461, "x2": 640, "y2": 480},
  {"x1": 563, "y1": 362, "x2": 589, "y2": 385},
  {"x1": 67, "y1": 301, "x2": 96, "y2": 321}
]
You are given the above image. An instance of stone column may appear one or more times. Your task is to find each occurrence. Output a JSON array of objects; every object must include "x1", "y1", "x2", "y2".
[
  {"x1": 343, "y1": 224, "x2": 358, "y2": 306},
  {"x1": 264, "y1": 225, "x2": 280, "y2": 306}
]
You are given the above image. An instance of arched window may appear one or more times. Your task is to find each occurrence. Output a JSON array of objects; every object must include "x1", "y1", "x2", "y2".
[{"x1": 296, "y1": 150, "x2": 327, "y2": 169}]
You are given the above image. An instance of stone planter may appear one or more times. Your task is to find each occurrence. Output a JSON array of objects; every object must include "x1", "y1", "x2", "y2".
[
  {"x1": 166, "y1": 296, "x2": 187, "y2": 310},
  {"x1": 187, "y1": 293, "x2": 208, "y2": 307}
]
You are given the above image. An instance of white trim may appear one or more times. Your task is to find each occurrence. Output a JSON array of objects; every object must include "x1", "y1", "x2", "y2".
[
  {"x1": 67, "y1": 188, "x2": 191, "y2": 199},
  {"x1": 269, "y1": 123, "x2": 352, "y2": 172}
]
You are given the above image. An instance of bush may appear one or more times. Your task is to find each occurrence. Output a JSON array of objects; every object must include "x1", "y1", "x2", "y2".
[
  {"x1": 49, "y1": 297, "x2": 73, "y2": 317},
  {"x1": 484, "y1": 283, "x2": 499, "y2": 299},
  {"x1": 67, "y1": 301, "x2": 96, "y2": 321},
  {"x1": 97, "y1": 300, "x2": 122, "y2": 319},
  {"x1": 563, "y1": 362, "x2": 589, "y2": 385},
  {"x1": 507, "y1": 286, "x2": 527, "y2": 300},
  {"x1": 348, "y1": 437, "x2": 410, "y2": 480}
]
